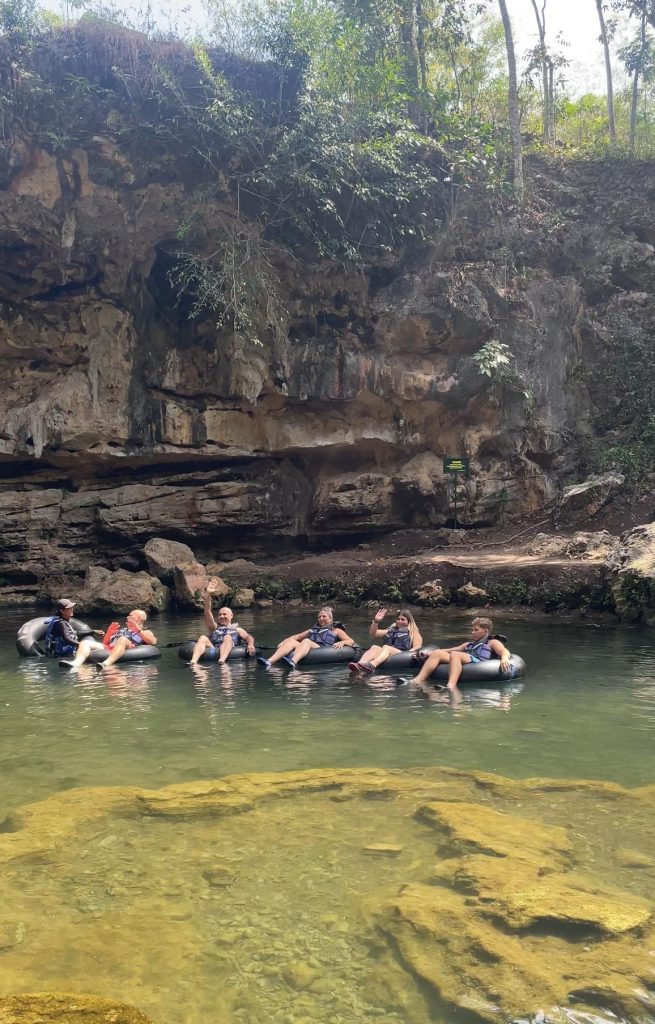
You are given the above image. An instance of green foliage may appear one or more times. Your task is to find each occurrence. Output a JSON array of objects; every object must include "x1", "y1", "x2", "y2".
[
  {"x1": 253, "y1": 578, "x2": 293, "y2": 600},
  {"x1": 383, "y1": 582, "x2": 404, "y2": 603},
  {"x1": 473, "y1": 340, "x2": 511, "y2": 377},
  {"x1": 486, "y1": 575, "x2": 614, "y2": 613},
  {"x1": 298, "y1": 578, "x2": 338, "y2": 602},
  {"x1": 584, "y1": 302, "x2": 655, "y2": 480},
  {"x1": 0, "y1": 0, "x2": 44, "y2": 44},
  {"x1": 615, "y1": 569, "x2": 655, "y2": 618}
]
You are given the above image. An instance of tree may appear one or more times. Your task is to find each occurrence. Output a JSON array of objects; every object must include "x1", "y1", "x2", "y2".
[
  {"x1": 595, "y1": 0, "x2": 617, "y2": 144},
  {"x1": 528, "y1": 0, "x2": 554, "y2": 143},
  {"x1": 497, "y1": 0, "x2": 523, "y2": 202},
  {"x1": 618, "y1": 1, "x2": 655, "y2": 150}
]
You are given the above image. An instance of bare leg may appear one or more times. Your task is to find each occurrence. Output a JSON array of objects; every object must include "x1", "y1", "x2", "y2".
[
  {"x1": 367, "y1": 644, "x2": 403, "y2": 669},
  {"x1": 289, "y1": 638, "x2": 319, "y2": 666},
  {"x1": 413, "y1": 649, "x2": 451, "y2": 686},
  {"x1": 356, "y1": 645, "x2": 382, "y2": 669},
  {"x1": 189, "y1": 635, "x2": 214, "y2": 665},
  {"x1": 446, "y1": 651, "x2": 472, "y2": 691},
  {"x1": 218, "y1": 635, "x2": 235, "y2": 665},
  {"x1": 268, "y1": 638, "x2": 301, "y2": 666},
  {"x1": 101, "y1": 636, "x2": 131, "y2": 670},
  {"x1": 63, "y1": 638, "x2": 104, "y2": 670}
]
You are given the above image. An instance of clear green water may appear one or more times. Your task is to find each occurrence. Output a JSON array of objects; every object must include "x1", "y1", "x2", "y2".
[
  {"x1": 2, "y1": 607, "x2": 655, "y2": 817},
  {"x1": 1, "y1": 607, "x2": 655, "y2": 1024}
]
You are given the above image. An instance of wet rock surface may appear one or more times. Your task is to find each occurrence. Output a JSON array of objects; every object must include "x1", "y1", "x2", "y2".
[
  {"x1": 0, "y1": 767, "x2": 653, "y2": 1024},
  {"x1": 0, "y1": 993, "x2": 154, "y2": 1023}
]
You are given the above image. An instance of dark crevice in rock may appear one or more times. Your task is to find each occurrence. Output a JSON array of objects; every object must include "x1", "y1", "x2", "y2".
[{"x1": 26, "y1": 271, "x2": 103, "y2": 302}]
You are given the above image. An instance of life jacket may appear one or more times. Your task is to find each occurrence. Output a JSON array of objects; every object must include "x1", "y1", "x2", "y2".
[
  {"x1": 308, "y1": 625, "x2": 337, "y2": 647},
  {"x1": 110, "y1": 623, "x2": 145, "y2": 648},
  {"x1": 210, "y1": 623, "x2": 241, "y2": 646},
  {"x1": 466, "y1": 635, "x2": 492, "y2": 661},
  {"x1": 385, "y1": 626, "x2": 412, "y2": 651},
  {"x1": 43, "y1": 616, "x2": 76, "y2": 657}
]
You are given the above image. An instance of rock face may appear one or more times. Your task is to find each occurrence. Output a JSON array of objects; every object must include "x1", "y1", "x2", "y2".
[
  {"x1": 0, "y1": 74, "x2": 650, "y2": 591},
  {"x1": 608, "y1": 521, "x2": 655, "y2": 622}
]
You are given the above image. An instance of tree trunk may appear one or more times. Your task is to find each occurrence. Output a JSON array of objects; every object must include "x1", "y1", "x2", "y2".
[
  {"x1": 630, "y1": 6, "x2": 648, "y2": 152},
  {"x1": 398, "y1": 0, "x2": 420, "y2": 122},
  {"x1": 595, "y1": 0, "x2": 616, "y2": 144},
  {"x1": 529, "y1": 0, "x2": 553, "y2": 144},
  {"x1": 497, "y1": 0, "x2": 524, "y2": 203}
]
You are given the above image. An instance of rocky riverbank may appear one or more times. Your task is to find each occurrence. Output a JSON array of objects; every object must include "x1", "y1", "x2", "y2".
[{"x1": 6, "y1": 518, "x2": 655, "y2": 626}]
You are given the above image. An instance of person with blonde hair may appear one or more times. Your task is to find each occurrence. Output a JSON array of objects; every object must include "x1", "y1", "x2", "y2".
[
  {"x1": 396, "y1": 616, "x2": 510, "y2": 692},
  {"x1": 350, "y1": 607, "x2": 422, "y2": 674},
  {"x1": 59, "y1": 610, "x2": 156, "y2": 671},
  {"x1": 257, "y1": 606, "x2": 354, "y2": 669}
]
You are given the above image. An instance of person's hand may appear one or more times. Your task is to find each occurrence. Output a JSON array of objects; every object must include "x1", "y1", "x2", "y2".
[
  {"x1": 373, "y1": 607, "x2": 387, "y2": 623},
  {"x1": 500, "y1": 655, "x2": 510, "y2": 672},
  {"x1": 334, "y1": 641, "x2": 347, "y2": 649},
  {"x1": 206, "y1": 578, "x2": 220, "y2": 594},
  {"x1": 247, "y1": 642, "x2": 256, "y2": 656}
]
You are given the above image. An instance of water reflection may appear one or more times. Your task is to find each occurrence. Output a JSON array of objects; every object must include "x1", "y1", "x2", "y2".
[{"x1": 3, "y1": 609, "x2": 655, "y2": 798}]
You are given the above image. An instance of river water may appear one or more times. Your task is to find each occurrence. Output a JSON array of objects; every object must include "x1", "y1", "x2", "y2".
[{"x1": 1, "y1": 607, "x2": 654, "y2": 1024}]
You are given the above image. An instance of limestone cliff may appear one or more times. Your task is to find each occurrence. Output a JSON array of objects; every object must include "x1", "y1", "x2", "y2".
[{"x1": 0, "y1": 31, "x2": 653, "y2": 591}]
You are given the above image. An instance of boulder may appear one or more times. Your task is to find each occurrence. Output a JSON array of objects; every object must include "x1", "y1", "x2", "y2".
[
  {"x1": 413, "y1": 581, "x2": 448, "y2": 606},
  {"x1": 455, "y1": 581, "x2": 489, "y2": 606},
  {"x1": 564, "y1": 530, "x2": 618, "y2": 560},
  {"x1": 173, "y1": 563, "x2": 230, "y2": 609},
  {"x1": 232, "y1": 588, "x2": 254, "y2": 609},
  {"x1": 79, "y1": 566, "x2": 170, "y2": 613},
  {"x1": 559, "y1": 472, "x2": 624, "y2": 523},
  {"x1": 144, "y1": 537, "x2": 195, "y2": 581}
]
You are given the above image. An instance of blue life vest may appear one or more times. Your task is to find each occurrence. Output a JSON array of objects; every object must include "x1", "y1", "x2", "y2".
[
  {"x1": 385, "y1": 626, "x2": 412, "y2": 651},
  {"x1": 210, "y1": 624, "x2": 241, "y2": 646},
  {"x1": 113, "y1": 625, "x2": 145, "y2": 647},
  {"x1": 308, "y1": 625, "x2": 337, "y2": 647},
  {"x1": 466, "y1": 636, "x2": 492, "y2": 661},
  {"x1": 43, "y1": 616, "x2": 76, "y2": 657}
]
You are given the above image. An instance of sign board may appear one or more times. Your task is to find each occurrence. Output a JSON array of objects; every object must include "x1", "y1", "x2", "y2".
[{"x1": 443, "y1": 457, "x2": 469, "y2": 475}]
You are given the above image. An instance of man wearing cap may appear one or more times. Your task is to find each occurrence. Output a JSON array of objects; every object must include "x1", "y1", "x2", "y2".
[{"x1": 43, "y1": 599, "x2": 83, "y2": 658}]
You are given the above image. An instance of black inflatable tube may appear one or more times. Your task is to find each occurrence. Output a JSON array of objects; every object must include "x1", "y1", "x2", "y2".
[
  {"x1": 409, "y1": 653, "x2": 526, "y2": 685},
  {"x1": 178, "y1": 641, "x2": 253, "y2": 663},
  {"x1": 177, "y1": 642, "x2": 363, "y2": 664},
  {"x1": 295, "y1": 645, "x2": 361, "y2": 665},
  {"x1": 16, "y1": 616, "x2": 95, "y2": 657},
  {"x1": 85, "y1": 645, "x2": 161, "y2": 664}
]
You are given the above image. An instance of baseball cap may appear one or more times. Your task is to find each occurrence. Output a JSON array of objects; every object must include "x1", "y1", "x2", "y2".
[{"x1": 57, "y1": 599, "x2": 76, "y2": 610}]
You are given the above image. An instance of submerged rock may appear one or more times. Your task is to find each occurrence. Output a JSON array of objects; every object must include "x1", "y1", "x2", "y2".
[{"x1": 0, "y1": 992, "x2": 153, "y2": 1022}]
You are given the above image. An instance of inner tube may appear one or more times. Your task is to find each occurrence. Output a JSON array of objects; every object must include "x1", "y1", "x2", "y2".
[
  {"x1": 16, "y1": 616, "x2": 95, "y2": 657},
  {"x1": 85, "y1": 645, "x2": 161, "y2": 664},
  {"x1": 177, "y1": 641, "x2": 254, "y2": 663},
  {"x1": 177, "y1": 642, "x2": 363, "y2": 665},
  {"x1": 417, "y1": 653, "x2": 526, "y2": 685},
  {"x1": 300, "y1": 645, "x2": 361, "y2": 665}
]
